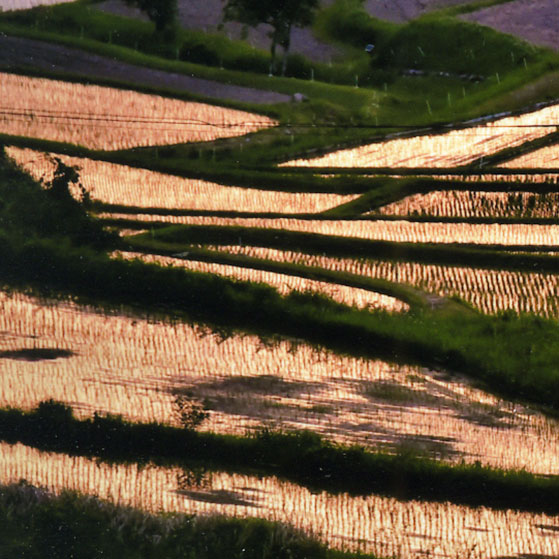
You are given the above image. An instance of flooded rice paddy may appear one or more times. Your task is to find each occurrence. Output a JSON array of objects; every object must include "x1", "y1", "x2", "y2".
[
  {"x1": 7, "y1": 148, "x2": 354, "y2": 213},
  {"x1": 4, "y1": 75, "x2": 559, "y2": 557},
  {"x1": 1, "y1": 441, "x2": 559, "y2": 559},
  {"x1": 1, "y1": 290, "x2": 559, "y2": 475},
  {"x1": 106, "y1": 213, "x2": 559, "y2": 246},
  {"x1": 114, "y1": 251, "x2": 409, "y2": 312},
  {"x1": 376, "y1": 190, "x2": 559, "y2": 219},
  {"x1": 188, "y1": 245, "x2": 559, "y2": 318},
  {"x1": 282, "y1": 105, "x2": 559, "y2": 168},
  {"x1": 0, "y1": 73, "x2": 275, "y2": 150}
]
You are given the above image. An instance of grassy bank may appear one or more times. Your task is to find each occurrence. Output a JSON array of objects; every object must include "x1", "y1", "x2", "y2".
[
  {"x1": 0, "y1": 479, "x2": 345, "y2": 559},
  {"x1": 2, "y1": 401, "x2": 559, "y2": 515}
]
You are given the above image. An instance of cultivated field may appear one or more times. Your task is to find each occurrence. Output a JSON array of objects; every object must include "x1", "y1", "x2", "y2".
[
  {"x1": 1, "y1": 290, "x2": 558, "y2": 474},
  {"x1": 2, "y1": 441, "x2": 559, "y2": 559},
  {"x1": 7, "y1": 148, "x2": 355, "y2": 214},
  {"x1": 282, "y1": 105, "x2": 559, "y2": 168},
  {"x1": 0, "y1": 73, "x2": 275, "y2": 150}
]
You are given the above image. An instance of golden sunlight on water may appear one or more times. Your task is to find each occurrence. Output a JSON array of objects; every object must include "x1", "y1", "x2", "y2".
[
  {"x1": 1, "y1": 290, "x2": 559, "y2": 473},
  {"x1": 0, "y1": 73, "x2": 275, "y2": 150},
  {"x1": 499, "y1": 144, "x2": 559, "y2": 168},
  {"x1": 106, "y1": 214, "x2": 559, "y2": 246},
  {"x1": 205, "y1": 245, "x2": 559, "y2": 318},
  {"x1": 377, "y1": 190, "x2": 559, "y2": 219},
  {"x1": 7, "y1": 148, "x2": 355, "y2": 214},
  {"x1": 114, "y1": 251, "x2": 409, "y2": 312},
  {"x1": 281, "y1": 106, "x2": 559, "y2": 168},
  {"x1": 1, "y1": 442, "x2": 558, "y2": 558}
]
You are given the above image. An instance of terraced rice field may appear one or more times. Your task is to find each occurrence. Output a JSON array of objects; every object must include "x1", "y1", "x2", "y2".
[
  {"x1": 376, "y1": 190, "x2": 559, "y2": 218},
  {"x1": 7, "y1": 148, "x2": 354, "y2": 213},
  {"x1": 2, "y1": 442, "x2": 559, "y2": 559},
  {"x1": 282, "y1": 104, "x2": 559, "y2": 168},
  {"x1": 499, "y1": 143, "x2": 559, "y2": 168},
  {"x1": 107, "y1": 213, "x2": 559, "y2": 246},
  {"x1": 181, "y1": 245, "x2": 559, "y2": 317},
  {"x1": 0, "y1": 73, "x2": 275, "y2": 149},
  {"x1": 114, "y1": 251, "x2": 409, "y2": 312},
  {"x1": 2, "y1": 289, "x2": 559, "y2": 474}
]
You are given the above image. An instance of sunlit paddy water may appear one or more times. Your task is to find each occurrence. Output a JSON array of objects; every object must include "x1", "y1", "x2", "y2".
[
  {"x1": 1, "y1": 442, "x2": 559, "y2": 559},
  {"x1": 281, "y1": 105, "x2": 559, "y2": 168},
  {"x1": 105, "y1": 214, "x2": 559, "y2": 246},
  {"x1": 1, "y1": 290, "x2": 559, "y2": 474},
  {"x1": 199, "y1": 245, "x2": 559, "y2": 318},
  {"x1": 376, "y1": 190, "x2": 559, "y2": 219},
  {"x1": 0, "y1": 73, "x2": 275, "y2": 149},
  {"x1": 114, "y1": 251, "x2": 409, "y2": 312},
  {"x1": 7, "y1": 148, "x2": 355, "y2": 213}
]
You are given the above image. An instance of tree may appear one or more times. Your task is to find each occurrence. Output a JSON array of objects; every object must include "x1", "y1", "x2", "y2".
[
  {"x1": 124, "y1": 0, "x2": 177, "y2": 32},
  {"x1": 223, "y1": 0, "x2": 319, "y2": 76}
]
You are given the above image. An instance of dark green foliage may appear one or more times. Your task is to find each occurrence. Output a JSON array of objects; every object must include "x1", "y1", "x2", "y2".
[
  {"x1": 0, "y1": 481, "x2": 330, "y2": 559},
  {"x1": 123, "y1": 0, "x2": 177, "y2": 32},
  {"x1": 223, "y1": 0, "x2": 320, "y2": 75}
]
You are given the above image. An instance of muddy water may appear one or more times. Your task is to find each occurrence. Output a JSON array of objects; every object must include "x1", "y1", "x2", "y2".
[
  {"x1": 1, "y1": 441, "x2": 558, "y2": 558},
  {"x1": 1, "y1": 290, "x2": 559, "y2": 474}
]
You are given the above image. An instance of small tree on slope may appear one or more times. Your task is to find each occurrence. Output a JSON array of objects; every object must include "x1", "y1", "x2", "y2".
[{"x1": 223, "y1": 0, "x2": 319, "y2": 76}]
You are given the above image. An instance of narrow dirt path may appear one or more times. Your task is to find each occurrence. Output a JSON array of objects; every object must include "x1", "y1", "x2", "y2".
[{"x1": 0, "y1": 35, "x2": 290, "y2": 104}]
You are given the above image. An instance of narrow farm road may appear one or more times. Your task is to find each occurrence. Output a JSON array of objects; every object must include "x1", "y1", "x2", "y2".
[{"x1": 0, "y1": 34, "x2": 290, "y2": 104}]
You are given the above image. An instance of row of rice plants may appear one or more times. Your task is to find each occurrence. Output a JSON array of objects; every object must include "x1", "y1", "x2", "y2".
[
  {"x1": 376, "y1": 190, "x2": 559, "y2": 219},
  {"x1": 204, "y1": 245, "x2": 559, "y2": 318},
  {"x1": 2, "y1": 290, "x2": 558, "y2": 473},
  {"x1": 1, "y1": 441, "x2": 558, "y2": 559},
  {"x1": 7, "y1": 148, "x2": 356, "y2": 214},
  {"x1": 499, "y1": 143, "x2": 559, "y2": 168},
  {"x1": 282, "y1": 105, "x2": 559, "y2": 169},
  {"x1": 0, "y1": 73, "x2": 275, "y2": 150},
  {"x1": 115, "y1": 251, "x2": 408, "y2": 312},
  {"x1": 107, "y1": 213, "x2": 559, "y2": 246}
]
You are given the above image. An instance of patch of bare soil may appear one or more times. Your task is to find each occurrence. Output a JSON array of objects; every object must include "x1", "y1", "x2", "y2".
[
  {"x1": 0, "y1": 35, "x2": 289, "y2": 104},
  {"x1": 462, "y1": 0, "x2": 559, "y2": 51}
]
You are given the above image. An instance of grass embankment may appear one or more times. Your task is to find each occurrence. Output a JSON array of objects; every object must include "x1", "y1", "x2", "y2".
[
  {"x1": 2, "y1": 401, "x2": 559, "y2": 515},
  {"x1": 0, "y1": 479, "x2": 343, "y2": 559}
]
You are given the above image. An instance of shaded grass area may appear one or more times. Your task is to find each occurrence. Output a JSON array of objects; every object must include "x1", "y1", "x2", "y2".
[
  {"x1": 2, "y1": 401, "x2": 559, "y2": 515},
  {"x1": 0, "y1": 478, "x2": 340, "y2": 559}
]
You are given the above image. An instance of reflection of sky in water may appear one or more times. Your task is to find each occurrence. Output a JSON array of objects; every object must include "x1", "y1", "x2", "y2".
[
  {"x1": 1, "y1": 290, "x2": 559, "y2": 474},
  {"x1": 2, "y1": 441, "x2": 559, "y2": 559}
]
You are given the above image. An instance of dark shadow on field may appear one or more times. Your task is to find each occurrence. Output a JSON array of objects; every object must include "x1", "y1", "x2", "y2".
[{"x1": 0, "y1": 348, "x2": 74, "y2": 361}]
